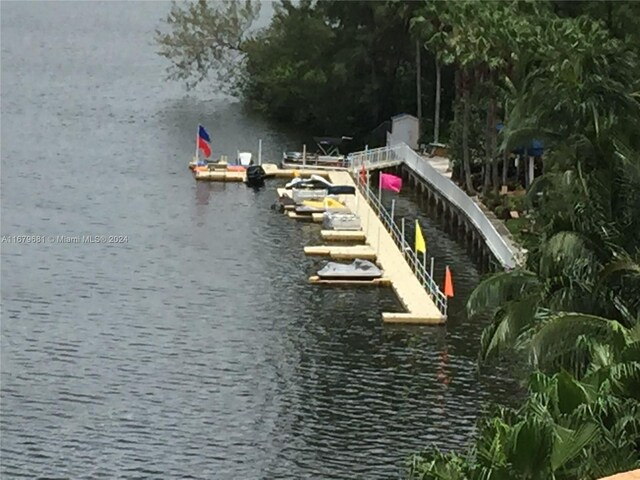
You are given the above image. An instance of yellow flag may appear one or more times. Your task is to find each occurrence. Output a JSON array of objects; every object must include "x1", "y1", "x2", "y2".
[{"x1": 415, "y1": 219, "x2": 426, "y2": 253}]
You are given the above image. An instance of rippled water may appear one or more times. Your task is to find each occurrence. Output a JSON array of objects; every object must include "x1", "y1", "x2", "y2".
[{"x1": 1, "y1": 3, "x2": 518, "y2": 479}]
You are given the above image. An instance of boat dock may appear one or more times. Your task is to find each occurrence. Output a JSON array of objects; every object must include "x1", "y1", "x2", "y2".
[
  {"x1": 191, "y1": 158, "x2": 446, "y2": 324},
  {"x1": 193, "y1": 163, "x2": 332, "y2": 182},
  {"x1": 277, "y1": 171, "x2": 445, "y2": 324}
]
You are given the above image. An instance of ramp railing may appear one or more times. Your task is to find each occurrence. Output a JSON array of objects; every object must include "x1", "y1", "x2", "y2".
[
  {"x1": 348, "y1": 143, "x2": 518, "y2": 269},
  {"x1": 354, "y1": 175, "x2": 448, "y2": 318}
]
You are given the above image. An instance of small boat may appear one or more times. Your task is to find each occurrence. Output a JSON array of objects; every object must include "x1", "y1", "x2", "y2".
[
  {"x1": 291, "y1": 188, "x2": 329, "y2": 203},
  {"x1": 285, "y1": 175, "x2": 356, "y2": 195},
  {"x1": 322, "y1": 211, "x2": 361, "y2": 231},
  {"x1": 285, "y1": 175, "x2": 331, "y2": 190},
  {"x1": 317, "y1": 259, "x2": 382, "y2": 280}
]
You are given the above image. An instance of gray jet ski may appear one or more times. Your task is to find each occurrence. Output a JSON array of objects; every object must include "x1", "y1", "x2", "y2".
[
  {"x1": 317, "y1": 259, "x2": 382, "y2": 280},
  {"x1": 322, "y1": 211, "x2": 361, "y2": 230}
]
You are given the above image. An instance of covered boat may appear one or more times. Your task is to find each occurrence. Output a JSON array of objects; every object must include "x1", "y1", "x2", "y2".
[
  {"x1": 285, "y1": 175, "x2": 331, "y2": 190},
  {"x1": 317, "y1": 259, "x2": 382, "y2": 280},
  {"x1": 322, "y1": 211, "x2": 361, "y2": 231},
  {"x1": 286, "y1": 175, "x2": 355, "y2": 195},
  {"x1": 291, "y1": 188, "x2": 328, "y2": 203}
]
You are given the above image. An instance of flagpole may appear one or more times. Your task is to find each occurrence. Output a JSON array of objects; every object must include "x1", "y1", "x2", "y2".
[
  {"x1": 430, "y1": 256, "x2": 435, "y2": 290},
  {"x1": 390, "y1": 199, "x2": 395, "y2": 227},
  {"x1": 423, "y1": 250, "x2": 427, "y2": 278},
  {"x1": 195, "y1": 124, "x2": 199, "y2": 163},
  {"x1": 401, "y1": 217, "x2": 406, "y2": 257},
  {"x1": 377, "y1": 217, "x2": 381, "y2": 257},
  {"x1": 366, "y1": 168, "x2": 371, "y2": 233}
]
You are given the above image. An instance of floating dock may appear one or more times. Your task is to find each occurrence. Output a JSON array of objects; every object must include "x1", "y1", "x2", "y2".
[
  {"x1": 308, "y1": 276, "x2": 391, "y2": 286},
  {"x1": 194, "y1": 163, "x2": 332, "y2": 182},
  {"x1": 303, "y1": 245, "x2": 377, "y2": 260},
  {"x1": 277, "y1": 172, "x2": 444, "y2": 323},
  {"x1": 329, "y1": 172, "x2": 444, "y2": 324},
  {"x1": 320, "y1": 230, "x2": 366, "y2": 242}
]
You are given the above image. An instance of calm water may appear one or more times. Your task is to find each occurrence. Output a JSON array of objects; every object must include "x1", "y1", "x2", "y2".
[{"x1": 1, "y1": 2, "x2": 517, "y2": 478}]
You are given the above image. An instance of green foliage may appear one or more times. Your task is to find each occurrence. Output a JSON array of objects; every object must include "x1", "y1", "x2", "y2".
[
  {"x1": 409, "y1": 366, "x2": 640, "y2": 480},
  {"x1": 156, "y1": 0, "x2": 442, "y2": 138},
  {"x1": 415, "y1": 3, "x2": 640, "y2": 478},
  {"x1": 155, "y1": 0, "x2": 260, "y2": 91}
]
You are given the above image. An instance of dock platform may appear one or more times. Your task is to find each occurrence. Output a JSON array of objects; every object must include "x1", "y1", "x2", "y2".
[
  {"x1": 304, "y1": 245, "x2": 376, "y2": 260},
  {"x1": 308, "y1": 276, "x2": 391, "y2": 286},
  {"x1": 320, "y1": 230, "x2": 365, "y2": 242},
  {"x1": 276, "y1": 172, "x2": 444, "y2": 323},
  {"x1": 326, "y1": 171, "x2": 444, "y2": 324},
  {"x1": 195, "y1": 163, "x2": 332, "y2": 182}
]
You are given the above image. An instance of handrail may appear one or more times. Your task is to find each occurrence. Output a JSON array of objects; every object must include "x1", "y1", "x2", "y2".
[
  {"x1": 347, "y1": 143, "x2": 518, "y2": 269},
  {"x1": 352, "y1": 173, "x2": 448, "y2": 318}
]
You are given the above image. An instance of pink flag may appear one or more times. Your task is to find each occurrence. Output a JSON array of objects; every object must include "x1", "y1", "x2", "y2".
[{"x1": 379, "y1": 172, "x2": 403, "y2": 193}]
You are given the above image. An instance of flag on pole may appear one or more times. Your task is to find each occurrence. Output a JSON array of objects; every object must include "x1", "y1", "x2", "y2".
[
  {"x1": 415, "y1": 219, "x2": 426, "y2": 253},
  {"x1": 198, "y1": 125, "x2": 212, "y2": 158},
  {"x1": 379, "y1": 172, "x2": 403, "y2": 193},
  {"x1": 444, "y1": 266, "x2": 454, "y2": 298}
]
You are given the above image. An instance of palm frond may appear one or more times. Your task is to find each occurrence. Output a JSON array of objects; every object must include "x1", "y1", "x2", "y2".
[
  {"x1": 530, "y1": 313, "x2": 628, "y2": 375},
  {"x1": 467, "y1": 270, "x2": 541, "y2": 319}
]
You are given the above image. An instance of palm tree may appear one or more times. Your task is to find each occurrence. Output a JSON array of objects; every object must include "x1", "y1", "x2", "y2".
[{"x1": 408, "y1": 360, "x2": 640, "y2": 480}]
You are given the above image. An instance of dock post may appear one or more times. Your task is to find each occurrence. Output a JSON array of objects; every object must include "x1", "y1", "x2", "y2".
[
  {"x1": 430, "y1": 256, "x2": 435, "y2": 291},
  {"x1": 401, "y1": 218, "x2": 406, "y2": 257},
  {"x1": 390, "y1": 199, "x2": 396, "y2": 227},
  {"x1": 303, "y1": 144, "x2": 306, "y2": 167},
  {"x1": 258, "y1": 139, "x2": 262, "y2": 165}
]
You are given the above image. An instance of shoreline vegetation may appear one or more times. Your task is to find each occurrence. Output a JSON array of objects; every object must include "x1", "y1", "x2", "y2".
[{"x1": 156, "y1": 1, "x2": 640, "y2": 478}]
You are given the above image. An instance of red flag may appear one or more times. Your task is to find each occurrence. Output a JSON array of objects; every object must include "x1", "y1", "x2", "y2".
[
  {"x1": 379, "y1": 172, "x2": 403, "y2": 193},
  {"x1": 444, "y1": 266, "x2": 454, "y2": 298},
  {"x1": 198, "y1": 137, "x2": 211, "y2": 158}
]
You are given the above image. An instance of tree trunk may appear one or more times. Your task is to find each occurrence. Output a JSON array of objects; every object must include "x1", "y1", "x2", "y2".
[
  {"x1": 416, "y1": 40, "x2": 422, "y2": 131},
  {"x1": 483, "y1": 106, "x2": 492, "y2": 196},
  {"x1": 502, "y1": 97, "x2": 509, "y2": 186},
  {"x1": 462, "y1": 71, "x2": 474, "y2": 193},
  {"x1": 490, "y1": 96, "x2": 499, "y2": 190},
  {"x1": 434, "y1": 59, "x2": 441, "y2": 144},
  {"x1": 502, "y1": 151, "x2": 509, "y2": 186}
]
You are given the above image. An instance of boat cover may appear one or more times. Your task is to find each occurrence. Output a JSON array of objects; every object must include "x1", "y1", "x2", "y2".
[
  {"x1": 292, "y1": 189, "x2": 328, "y2": 203},
  {"x1": 322, "y1": 211, "x2": 361, "y2": 230},
  {"x1": 317, "y1": 259, "x2": 382, "y2": 279}
]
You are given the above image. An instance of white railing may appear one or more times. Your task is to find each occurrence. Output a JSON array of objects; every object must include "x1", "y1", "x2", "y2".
[
  {"x1": 348, "y1": 143, "x2": 518, "y2": 269},
  {"x1": 355, "y1": 177, "x2": 448, "y2": 318}
]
